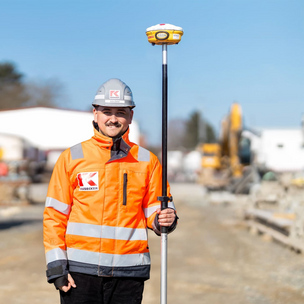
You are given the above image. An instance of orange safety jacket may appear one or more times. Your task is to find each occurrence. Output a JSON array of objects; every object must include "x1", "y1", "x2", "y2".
[{"x1": 43, "y1": 127, "x2": 176, "y2": 283}]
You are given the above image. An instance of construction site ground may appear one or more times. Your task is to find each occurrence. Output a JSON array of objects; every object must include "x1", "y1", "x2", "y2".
[{"x1": 1, "y1": 183, "x2": 304, "y2": 304}]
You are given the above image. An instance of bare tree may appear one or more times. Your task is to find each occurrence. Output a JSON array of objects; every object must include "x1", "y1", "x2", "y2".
[{"x1": 24, "y1": 79, "x2": 64, "y2": 108}]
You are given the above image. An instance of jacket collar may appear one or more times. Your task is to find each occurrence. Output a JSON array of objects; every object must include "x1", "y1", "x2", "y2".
[{"x1": 91, "y1": 123, "x2": 131, "y2": 150}]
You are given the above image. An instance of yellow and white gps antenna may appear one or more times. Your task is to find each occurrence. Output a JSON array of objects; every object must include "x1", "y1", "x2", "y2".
[
  {"x1": 146, "y1": 23, "x2": 183, "y2": 45},
  {"x1": 146, "y1": 23, "x2": 183, "y2": 304}
]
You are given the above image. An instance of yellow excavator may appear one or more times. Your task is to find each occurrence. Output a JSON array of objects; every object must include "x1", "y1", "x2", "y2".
[
  {"x1": 201, "y1": 143, "x2": 221, "y2": 170},
  {"x1": 199, "y1": 103, "x2": 252, "y2": 192}
]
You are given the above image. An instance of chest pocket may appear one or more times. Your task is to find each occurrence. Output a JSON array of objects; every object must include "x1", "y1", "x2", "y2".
[{"x1": 121, "y1": 170, "x2": 148, "y2": 209}]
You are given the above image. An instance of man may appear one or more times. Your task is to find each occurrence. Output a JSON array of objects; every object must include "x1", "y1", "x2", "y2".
[{"x1": 43, "y1": 78, "x2": 178, "y2": 304}]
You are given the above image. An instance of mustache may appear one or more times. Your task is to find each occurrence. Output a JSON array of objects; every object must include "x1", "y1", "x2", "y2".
[{"x1": 106, "y1": 122, "x2": 122, "y2": 127}]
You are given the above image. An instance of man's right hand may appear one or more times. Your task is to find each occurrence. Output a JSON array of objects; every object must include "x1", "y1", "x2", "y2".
[{"x1": 59, "y1": 273, "x2": 77, "y2": 292}]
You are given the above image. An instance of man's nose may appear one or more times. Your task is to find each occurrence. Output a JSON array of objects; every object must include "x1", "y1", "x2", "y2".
[{"x1": 109, "y1": 114, "x2": 118, "y2": 122}]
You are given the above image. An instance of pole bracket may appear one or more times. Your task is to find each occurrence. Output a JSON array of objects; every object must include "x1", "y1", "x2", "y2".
[
  {"x1": 157, "y1": 196, "x2": 173, "y2": 203},
  {"x1": 157, "y1": 196, "x2": 173, "y2": 210}
]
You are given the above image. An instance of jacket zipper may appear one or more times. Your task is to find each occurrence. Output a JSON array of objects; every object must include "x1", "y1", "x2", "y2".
[{"x1": 123, "y1": 173, "x2": 128, "y2": 206}]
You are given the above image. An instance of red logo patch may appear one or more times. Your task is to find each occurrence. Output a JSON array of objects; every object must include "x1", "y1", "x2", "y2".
[{"x1": 77, "y1": 172, "x2": 99, "y2": 191}]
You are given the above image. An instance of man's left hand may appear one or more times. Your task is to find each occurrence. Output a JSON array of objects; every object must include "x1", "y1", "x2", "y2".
[{"x1": 156, "y1": 208, "x2": 176, "y2": 226}]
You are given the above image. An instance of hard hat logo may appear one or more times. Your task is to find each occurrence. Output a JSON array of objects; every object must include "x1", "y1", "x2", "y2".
[{"x1": 110, "y1": 90, "x2": 120, "y2": 99}]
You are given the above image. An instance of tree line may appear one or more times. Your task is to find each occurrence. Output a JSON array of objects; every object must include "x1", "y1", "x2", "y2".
[{"x1": 0, "y1": 61, "x2": 63, "y2": 110}]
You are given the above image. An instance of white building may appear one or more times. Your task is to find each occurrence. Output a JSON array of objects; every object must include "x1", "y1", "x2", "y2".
[
  {"x1": 0, "y1": 107, "x2": 140, "y2": 168},
  {"x1": 243, "y1": 128, "x2": 304, "y2": 172},
  {"x1": 0, "y1": 107, "x2": 140, "y2": 149}
]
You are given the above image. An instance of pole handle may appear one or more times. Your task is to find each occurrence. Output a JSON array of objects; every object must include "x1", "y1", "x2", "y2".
[{"x1": 157, "y1": 196, "x2": 173, "y2": 234}]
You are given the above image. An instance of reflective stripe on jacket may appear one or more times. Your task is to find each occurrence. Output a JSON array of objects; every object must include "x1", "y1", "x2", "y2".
[{"x1": 43, "y1": 127, "x2": 175, "y2": 282}]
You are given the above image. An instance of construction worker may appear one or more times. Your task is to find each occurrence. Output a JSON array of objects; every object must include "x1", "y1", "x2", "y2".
[{"x1": 43, "y1": 78, "x2": 178, "y2": 304}]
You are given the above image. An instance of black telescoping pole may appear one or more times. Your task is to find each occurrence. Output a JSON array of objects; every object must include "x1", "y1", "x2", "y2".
[
  {"x1": 161, "y1": 44, "x2": 168, "y2": 216},
  {"x1": 160, "y1": 43, "x2": 168, "y2": 304}
]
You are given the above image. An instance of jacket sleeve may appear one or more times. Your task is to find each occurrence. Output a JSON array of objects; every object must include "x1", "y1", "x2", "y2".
[
  {"x1": 43, "y1": 150, "x2": 73, "y2": 283},
  {"x1": 143, "y1": 154, "x2": 177, "y2": 236}
]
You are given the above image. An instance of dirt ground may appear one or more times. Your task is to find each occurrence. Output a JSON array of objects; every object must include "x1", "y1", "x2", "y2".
[{"x1": 1, "y1": 183, "x2": 304, "y2": 303}]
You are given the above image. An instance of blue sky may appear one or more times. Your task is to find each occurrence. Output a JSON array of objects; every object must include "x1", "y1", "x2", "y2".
[{"x1": 1, "y1": 0, "x2": 303, "y2": 145}]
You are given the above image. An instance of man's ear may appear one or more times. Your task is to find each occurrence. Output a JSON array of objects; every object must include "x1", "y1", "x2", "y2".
[
  {"x1": 129, "y1": 109, "x2": 134, "y2": 124},
  {"x1": 93, "y1": 107, "x2": 98, "y2": 122}
]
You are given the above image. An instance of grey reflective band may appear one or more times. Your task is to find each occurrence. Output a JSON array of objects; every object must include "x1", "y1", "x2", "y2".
[
  {"x1": 105, "y1": 99, "x2": 125, "y2": 104},
  {"x1": 138, "y1": 146, "x2": 150, "y2": 162},
  {"x1": 66, "y1": 222, "x2": 148, "y2": 241},
  {"x1": 144, "y1": 201, "x2": 175, "y2": 218},
  {"x1": 169, "y1": 201, "x2": 176, "y2": 209},
  {"x1": 45, "y1": 197, "x2": 71, "y2": 215},
  {"x1": 46, "y1": 248, "x2": 67, "y2": 264},
  {"x1": 144, "y1": 205, "x2": 159, "y2": 218},
  {"x1": 67, "y1": 248, "x2": 150, "y2": 267},
  {"x1": 94, "y1": 95, "x2": 105, "y2": 99},
  {"x1": 70, "y1": 143, "x2": 84, "y2": 160}
]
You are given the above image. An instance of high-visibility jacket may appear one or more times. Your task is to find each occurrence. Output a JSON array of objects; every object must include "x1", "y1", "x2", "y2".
[{"x1": 43, "y1": 127, "x2": 176, "y2": 283}]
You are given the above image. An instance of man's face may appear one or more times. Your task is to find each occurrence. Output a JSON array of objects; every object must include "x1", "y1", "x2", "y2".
[{"x1": 93, "y1": 106, "x2": 133, "y2": 138}]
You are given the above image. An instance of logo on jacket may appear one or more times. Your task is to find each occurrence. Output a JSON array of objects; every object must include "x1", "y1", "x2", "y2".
[{"x1": 77, "y1": 172, "x2": 99, "y2": 191}]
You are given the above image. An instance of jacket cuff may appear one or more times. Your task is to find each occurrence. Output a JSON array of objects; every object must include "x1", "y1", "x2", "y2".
[
  {"x1": 46, "y1": 261, "x2": 68, "y2": 283},
  {"x1": 152, "y1": 214, "x2": 161, "y2": 236},
  {"x1": 168, "y1": 213, "x2": 179, "y2": 234}
]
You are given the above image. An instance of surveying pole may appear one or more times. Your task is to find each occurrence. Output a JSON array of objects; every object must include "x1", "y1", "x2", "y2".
[{"x1": 146, "y1": 23, "x2": 183, "y2": 304}]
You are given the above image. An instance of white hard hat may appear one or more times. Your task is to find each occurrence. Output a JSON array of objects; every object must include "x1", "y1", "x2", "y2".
[{"x1": 92, "y1": 78, "x2": 136, "y2": 108}]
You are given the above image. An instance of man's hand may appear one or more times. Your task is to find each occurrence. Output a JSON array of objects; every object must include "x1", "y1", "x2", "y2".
[
  {"x1": 156, "y1": 208, "x2": 176, "y2": 226},
  {"x1": 59, "y1": 273, "x2": 76, "y2": 292}
]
